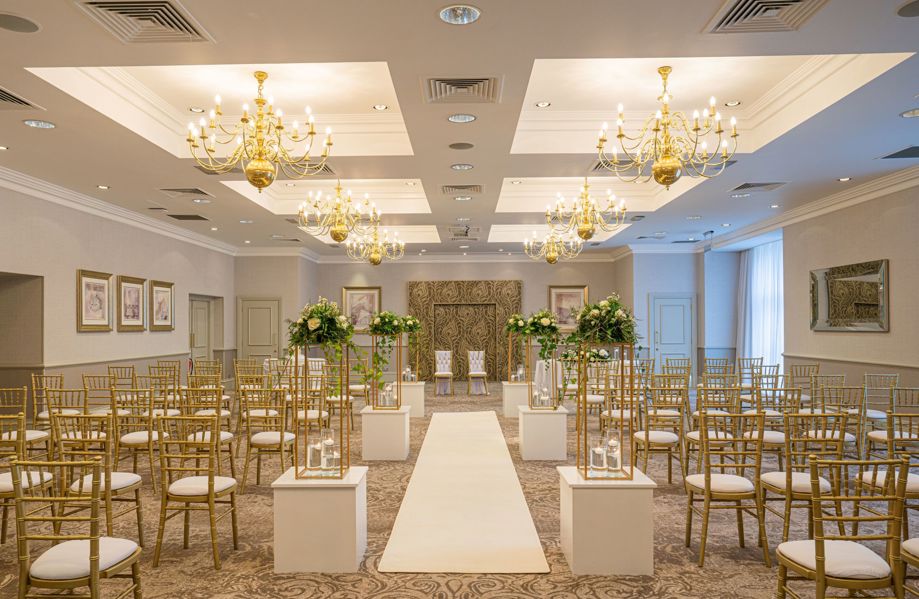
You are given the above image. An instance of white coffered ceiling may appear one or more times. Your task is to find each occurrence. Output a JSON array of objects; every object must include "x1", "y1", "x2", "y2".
[{"x1": 0, "y1": 0, "x2": 916, "y2": 258}]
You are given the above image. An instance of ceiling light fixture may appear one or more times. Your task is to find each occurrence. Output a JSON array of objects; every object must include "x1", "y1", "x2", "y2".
[
  {"x1": 0, "y1": 145, "x2": 8, "y2": 151},
  {"x1": 447, "y1": 113, "x2": 476, "y2": 124},
  {"x1": 371, "y1": 104, "x2": 389, "y2": 111},
  {"x1": 271, "y1": 234, "x2": 285, "y2": 239},
  {"x1": 901, "y1": 108, "x2": 919, "y2": 119},
  {"x1": 837, "y1": 177, "x2": 852, "y2": 182},
  {"x1": 511, "y1": 180, "x2": 521, "y2": 185},
  {"x1": 405, "y1": 181, "x2": 416, "y2": 186},
  {"x1": 449, "y1": 142, "x2": 474, "y2": 150},
  {"x1": 463, "y1": 252, "x2": 467, "y2": 256},
  {"x1": 439, "y1": 5, "x2": 481, "y2": 25},
  {"x1": 23, "y1": 119, "x2": 55, "y2": 129},
  {"x1": 731, "y1": 193, "x2": 751, "y2": 198},
  {"x1": 546, "y1": 178, "x2": 627, "y2": 240},
  {"x1": 0, "y1": 13, "x2": 40, "y2": 33},
  {"x1": 192, "y1": 198, "x2": 210, "y2": 204},
  {"x1": 454, "y1": 196, "x2": 472, "y2": 201},
  {"x1": 451, "y1": 163, "x2": 474, "y2": 171},
  {"x1": 597, "y1": 66, "x2": 738, "y2": 189},
  {"x1": 346, "y1": 222, "x2": 404, "y2": 266},
  {"x1": 524, "y1": 229, "x2": 583, "y2": 265},
  {"x1": 688, "y1": 237, "x2": 696, "y2": 242},
  {"x1": 724, "y1": 100, "x2": 741, "y2": 107},
  {"x1": 186, "y1": 70, "x2": 332, "y2": 192},
  {"x1": 459, "y1": 245, "x2": 470, "y2": 249},
  {"x1": 535, "y1": 101, "x2": 551, "y2": 108},
  {"x1": 421, "y1": 248, "x2": 427, "y2": 252},
  {"x1": 721, "y1": 223, "x2": 731, "y2": 227},
  {"x1": 189, "y1": 106, "x2": 205, "y2": 113},
  {"x1": 285, "y1": 182, "x2": 295, "y2": 187},
  {"x1": 239, "y1": 219, "x2": 254, "y2": 224},
  {"x1": 456, "y1": 217, "x2": 471, "y2": 222},
  {"x1": 96, "y1": 185, "x2": 110, "y2": 190},
  {"x1": 686, "y1": 215, "x2": 702, "y2": 220},
  {"x1": 210, "y1": 227, "x2": 219, "y2": 231},
  {"x1": 244, "y1": 240, "x2": 251, "y2": 244},
  {"x1": 298, "y1": 182, "x2": 379, "y2": 243}
]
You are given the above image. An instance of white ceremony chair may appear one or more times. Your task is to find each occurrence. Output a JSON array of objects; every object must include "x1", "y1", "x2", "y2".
[
  {"x1": 467, "y1": 350, "x2": 488, "y2": 395},
  {"x1": 434, "y1": 351, "x2": 454, "y2": 396}
]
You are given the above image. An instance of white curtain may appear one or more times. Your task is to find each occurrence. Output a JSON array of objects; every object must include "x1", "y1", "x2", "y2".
[{"x1": 735, "y1": 240, "x2": 784, "y2": 368}]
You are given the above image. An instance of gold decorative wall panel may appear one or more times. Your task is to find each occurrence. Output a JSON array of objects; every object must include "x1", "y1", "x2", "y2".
[
  {"x1": 408, "y1": 280, "x2": 522, "y2": 380},
  {"x1": 810, "y1": 259, "x2": 889, "y2": 332}
]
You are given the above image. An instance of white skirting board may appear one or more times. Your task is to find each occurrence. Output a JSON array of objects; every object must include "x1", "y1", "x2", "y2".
[{"x1": 378, "y1": 411, "x2": 549, "y2": 573}]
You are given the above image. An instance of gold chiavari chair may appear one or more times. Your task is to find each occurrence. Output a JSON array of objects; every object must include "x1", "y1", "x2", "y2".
[
  {"x1": 775, "y1": 457, "x2": 907, "y2": 599},
  {"x1": 52, "y1": 413, "x2": 144, "y2": 545},
  {"x1": 107, "y1": 365, "x2": 136, "y2": 389},
  {"x1": 155, "y1": 359, "x2": 183, "y2": 388},
  {"x1": 234, "y1": 373, "x2": 271, "y2": 441},
  {"x1": 112, "y1": 388, "x2": 161, "y2": 492},
  {"x1": 869, "y1": 388, "x2": 919, "y2": 458},
  {"x1": 324, "y1": 361, "x2": 355, "y2": 431},
  {"x1": 686, "y1": 386, "x2": 741, "y2": 474},
  {"x1": 194, "y1": 360, "x2": 222, "y2": 378},
  {"x1": 702, "y1": 357, "x2": 734, "y2": 377},
  {"x1": 0, "y1": 387, "x2": 50, "y2": 457},
  {"x1": 588, "y1": 360, "x2": 612, "y2": 419},
  {"x1": 760, "y1": 413, "x2": 847, "y2": 543},
  {"x1": 864, "y1": 373, "x2": 900, "y2": 444},
  {"x1": 30, "y1": 373, "x2": 63, "y2": 428},
  {"x1": 188, "y1": 373, "x2": 221, "y2": 390},
  {"x1": 347, "y1": 356, "x2": 369, "y2": 405},
  {"x1": 149, "y1": 365, "x2": 179, "y2": 398},
  {"x1": 746, "y1": 385, "x2": 801, "y2": 470},
  {"x1": 2, "y1": 413, "x2": 51, "y2": 545},
  {"x1": 240, "y1": 388, "x2": 293, "y2": 491},
  {"x1": 153, "y1": 414, "x2": 238, "y2": 570},
  {"x1": 636, "y1": 358, "x2": 655, "y2": 386},
  {"x1": 653, "y1": 372, "x2": 691, "y2": 428},
  {"x1": 180, "y1": 387, "x2": 236, "y2": 478},
  {"x1": 634, "y1": 386, "x2": 686, "y2": 482},
  {"x1": 45, "y1": 388, "x2": 88, "y2": 418},
  {"x1": 787, "y1": 363, "x2": 820, "y2": 408},
  {"x1": 82, "y1": 374, "x2": 115, "y2": 414},
  {"x1": 737, "y1": 357, "x2": 764, "y2": 390},
  {"x1": 666, "y1": 357, "x2": 691, "y2": 369},
  {"x1": 11, "y1": 457, "x2": 142, "y2": 599},
  {"x1": 138, "y1": 373, "x2": 179, "y2": 418},
  {"x1": 684, "y1": 411, "x2": 770, "y2": 567},
  {"x1": 290, "y1": 368, "x2": 330, "y2": 437},
  {"x1": 818, "y1": 386, "x2": 864, "y2": 458}
]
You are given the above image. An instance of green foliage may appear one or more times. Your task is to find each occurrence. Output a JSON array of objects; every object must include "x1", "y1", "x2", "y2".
[
  {"x1": 526, "y1": 309, "x2": 560, "y2": 360},
  {"x1": 287, "y1": 297, "x2": 354, "y2": 350},
  {"x1": 505, "y1": 314, "x2": 528, "y2": 335},
  {"x1": 575, "y1": 293, "x2": 638, "y2": 344}
]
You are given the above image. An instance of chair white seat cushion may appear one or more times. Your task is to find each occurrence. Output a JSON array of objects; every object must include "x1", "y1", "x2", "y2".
[
  {"x1": 70, "y1": 472, "x2": 142, "y2": 494},
  {"x1": 245, "y1": 409, "x2": 279, "y2": 418},
  {"x1": 601, "y1": 409, "x2": 633, "y2": 419},
  {"x1": 297, "y1": 409, "x2": 329, "y2": 420},
  {"x1": 685, "y1": 473, "x2": 754, "y2": 494},
  {"x1": 761, "y1": 471, "x2": 831, "y2": 494},
  {"x1": 187, "y1": 431, "x2": 234, "y2": 443},
  {"x1": 864, "y1": 409, "x2": 887, "y2": 420},
  {"x1": 89, "y1": 407, "x2": 130, "y2": 417},
  {"x1": 585, "y1": 394, "x2": 604, "y2": 404},
  {"x1": 37, "y1": 409, "x2": 79, "y2": 419},
  {"x1": 194, "y1": 408, "x2": 232, "y2": 418},
  {"x1": 867, "y1": 430, "x2": 918, "y2": 443},
  {"x1": 777, "y1": 539, "x2": 891, "y2": 580},
  {"x1": 1, "y1": 429, "x2": 50, "y2": 442},
  {"x1": 143, "y1": 408, "x2": 181, "y2": 417},
  {"x1": 686, "y1": 429, "x2": 731, "y2": 443},
  {"x1": 61, "y1": 431, "x2": 106, "y2": 441},
  {"x1": 742, "y1": 430, "x2": 785, "y2": 445},
  {"x1": 434, "y1": 371, "x2": 453, "y2": 377},
  {"x1": 692, "y1": 409, "x2": 729, "y2": 418},
  {"x1": 468, "y1": 371, "x2": 487, "y2": 377},
  {"x1": 29, "y1": 537, "x2": 138, "y2": 580},
  {"x1": 325, "y1": 395, "x2": 353, "y2": 404},
  {"x1": 634, "y1": 430, "x2": 679, "y2": 445},
  {"x1": 349, "y1": 384, "x2": 367, "y2": 392},
  {"x1": 0, "y1": 470, "x2": 53, "y2": 493},
  {"x1": 250, "y1": 431, "x2": 295, "y2": 446},
  {"x1": 168, "y1": 475, "x2": 237, "y2": 496},
  {"x1": 798, "y1": 407, "x2": 825, "y2": 415},
  {"x1": 903, "y1": 537, "x2": 919, "y2": 559},
  {"x1": 743, "y1": 408, "x2": 781, "y2": 417},
  {"x1": 859, "y1": 470, "x2": 919, "y2": 494},
  {"x1": 649, "y1": 408, "x2": 681, "y2": 417},
  {"x1": 804, "y1": 429, "x2": 856, "y2": 443},
  {"x1": 119, "y1": 430, "x2": 166, "y2": 445}
]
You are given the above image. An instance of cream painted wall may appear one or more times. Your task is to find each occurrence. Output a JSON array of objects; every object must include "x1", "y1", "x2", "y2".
[
  {"x1": 0, "y1": 188, "x2": 236, "y2": 367},
  {"x1": 701, "y1": 251, "x2": 740, "y2": 351},
  {"x1": 630, "y1": 252, "x2": 699, "y2": 346},
  {"x1": 0, "y1": 274, "x2": 43, "y2": 366},
  {"x1": 783, "y1": 186, "x2": 919, "y2": 369}
]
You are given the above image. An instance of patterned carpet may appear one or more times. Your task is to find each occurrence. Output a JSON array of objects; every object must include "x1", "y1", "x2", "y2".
[{"x1": 0, "y1": 386, "x2": 889, "y2": 598}]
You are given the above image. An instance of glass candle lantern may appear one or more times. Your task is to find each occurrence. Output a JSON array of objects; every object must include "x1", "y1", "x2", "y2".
[{"x1": 369, "y1": 333, "x2": 403, "y2": 410}]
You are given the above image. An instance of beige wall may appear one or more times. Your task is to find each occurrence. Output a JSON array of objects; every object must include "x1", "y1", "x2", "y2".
[
  {"x1": 783, "y1": 186, "x2": 919, "y2": 384},
  {"x1": 0, "y1": 187, "x2": 236, "y2": 369},
  {"x1": 630, "y1": 252, "x2": 699, "y2": 347},
  {"x1": 700, "y1": 251, "x2": 740, "y2": 359}
]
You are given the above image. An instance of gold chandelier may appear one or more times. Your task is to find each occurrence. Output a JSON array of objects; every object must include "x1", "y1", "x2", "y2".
[
  {"x1": 547, "y1": 178, "x2": 627, "y2": 241},
  {"x1": 297, "y1": 182, "x2": 379, "y2": 243},
  {"x1": 523, "y1": 229, "x2": 583, "y2": 265},
  {"x1": 596, "y1": 66, "x2": 738, "y2": 189},
  {"x1": 186, "y1": 70, "x2": 332, "y2": 191},
  {"x1": 345, "y1": 222, "x2": 405, "y2": 266}
]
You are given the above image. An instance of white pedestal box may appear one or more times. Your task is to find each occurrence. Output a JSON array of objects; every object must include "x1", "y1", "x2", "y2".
[
  {"x1": 272, "y1": 466, "x2": 368, "y2": 573},
  {"x1": 360, "y1": 406, "x2": 411, "y2": 461},
  {"x1": 401, "y1": 382, "x2": 426, "y2": 418},
  {"x1": 502, "y1": 382, "x2": 530, "y2": 418},
  {"x1": 557, "y1": 466, "x2": 657, "y2": 576},
  {"x1": 518, "y1": 405, "x2": 569, "y2": 460}
]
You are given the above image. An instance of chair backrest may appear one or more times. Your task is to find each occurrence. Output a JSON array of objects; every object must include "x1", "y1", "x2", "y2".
[
  {"x1": 700, "y1": 373, "x2": 739, "y2": 388},
  {"x1": 188, "y1": 374, "x2": 221, "y2": 390},
  {"x1": 887, "y1": 412, "x2": 919, "y2": 463},
  {"x1": 892, "y1": 388, "x2": 919, "y2": 412},
  {"x1": 864, "y1": 374, "x2": 900, "y2": 411},
  {"x1": 45, "y1": 389, "x2": 88, "y2": 415},
  {"x1": 0, "y1": 387, "x2": 27, "y2": 414},
  {"x1": 698, "y1": 386, "x2": 741, "y2": 413},
  {"x1": 653, "y1": 373, "x2": 689, "y2": 390},
  {"x1": 782, "y1": 413, "x2": 847, "y2": 475},
  {"x1": 241, "y1": 388, "x2": 287, "y2": 437},
  {"x1": 180, "y1": 386, "x2": 223, "y2": 415},
  {"x1": 108, "y1": 365, "x2": 136, "y2": 389},
  {"x1": 237, "y1": 373, "x2": 270, "y2": 391},
  {"x1": 194, "y1": 359, "x2": 222, "y2": 377},
  {"x1": 757, "y1": 386, "x2": 802, "y2": 415},
  {"x1": 157, "y1": 415, "x2": 220, "y2": 493},
  {"x1": 819, "y1": 385, "x2": 863, "y2": 416},
  {"x1": 647, "y1": 387, "x2": 687, "y2": 420},
  {"x1": 82, "y1": 374, "x2": 115, "y2": 412},
  {"x1": 812, "y1": 374, "x2": 846, "y2": 393},
  {"x1": 149, "y1": 365, "x2": 179, "y2": 391},
  {"x1": 51, "y1": 414, "x2": 114, "y2": 494},
  {"x1": 787, "y1": 363, "x2": 819, "y2": 395},
  {"x1": 435, "y1": 351, "x2": 452, "y2": 373},
  {"x1": 467, "y1": 351, "x2": 485, "y2": 374},
  {"x1": 702, "y1": 358, "x2": 733, "y2": 376},
  {"x1": 697, "y1": 412, "x2": 764, "y2": 486},
  {"x1": 155, "y1": 360, "x2": 182, "y2": 387},
  {"x1": 235, "y1": 363, "x2": 263, "y2": 378},
  {"x1": 0, "y1": 413, "x2": 25, "y2": 478},
  {"x1": 31, "y1": 374, "x2": 63, "y2": 419},
  {"x1": 112, "y1": 388, "x2": 154, "y2": 437}
]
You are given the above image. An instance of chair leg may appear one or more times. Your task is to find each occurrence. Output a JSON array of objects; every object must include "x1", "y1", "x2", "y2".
[
  {"x1": 736, "y1": 500, "x2": 745, "y2": 548},
  {"x1": 183, "y1": 506, "x2": 190, "y2": 549},
  {"x1": 131, "y1": 560, "x2": 142, "y2": 599},
  {"x1": 685, "y1": 491, "x2": 694, "y2": 547},
  {"x1": 698, "y1": 496, "x2": 711, "y2": 567},
  {"x1": 241, "y1": 443, "x2": 252, "y2": 492},
  {"x1": 230, "y1": 491, "x2": 239, "y2": 550},
  {"x1": 134, "y1": 488, "x2": 145, "y2": 547},
  {"x1": 208, "y1": 497, "x2": 221, "y2": 570},
  {"x1": 1, "y1": 503, "x2": 7, "y2": 544},
  {"x1": 153, "y1": 499, "x2": 168, "y2": 567},
  {"x1": 782, "y1": 492, "x2": 792, "y2": 543},
  {"x1": 776, "y1": 564, "x2": 787, "y2": 599}
]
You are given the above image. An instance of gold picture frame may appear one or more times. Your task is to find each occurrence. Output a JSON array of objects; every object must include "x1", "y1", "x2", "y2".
[
  {"x1": 149, "y1": 280, "x2": 175, "y2": 332},
  {"x1": 549, "y1": 285, "x2": 588, "y2": 331},
  {"x1": 116, "y1": 275, "x2": 146, "y2": 332},
  {"x1": 342, "y1": 286, "x2": 381, "y2": 332},
  {"x1": 77, "y1": 269, "x2": 112, "y2": 332}
]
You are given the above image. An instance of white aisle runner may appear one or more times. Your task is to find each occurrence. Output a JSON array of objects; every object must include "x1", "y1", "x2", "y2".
[{"x1": 378, "y1": 411, "x2": 549, "y2": 573}]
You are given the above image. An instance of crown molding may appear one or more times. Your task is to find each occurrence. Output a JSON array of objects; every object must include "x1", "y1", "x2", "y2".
[
  {"x1": 314, "y1": 251, "x2": 620, "y2": 265},
  {"x1": 627, "y1": 243, "x2": 703, "y2": 254},
  {"x1": 235, "y1": 246, "x2": 320, "y2": 261},
  {"x1": 711, "y1": 165, "x2": 919, "y2": 251},
  {"x1": 0, "y1": 166, "x2": 238, "y2": 256}
]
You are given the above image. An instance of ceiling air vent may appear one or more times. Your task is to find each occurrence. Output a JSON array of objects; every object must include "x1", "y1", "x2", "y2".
[
  {"x1": 447, "y1": 225, "x2": 481, "y2": 242},
  {"x1": 672, "y1": 240, "x2": 698, "y2": 244},
  {"x1": 159, "y1": 187, "x2": 212, "y2": 199},
  {"x1": 731, "y1": 181, "x2": 786, "y2": 192},
  {"x1": 629, "y1": 215, "x2": 645, "y2": 222},
  {"x1": 441, "y1": 184, "x2": 483, "y2": 195},
  {"x1": 424, "y1": 77, "x2": 502, "y2": 104},
  {"x1": 167, "y1": 214, "x2": 208, "y2": 221},
  {"x1": 0, "y1": 86, "x2": 40, "y2": 111},
  {"x1": 274, "y1": 237, "x2": 301, "y2": 243},
  {"x1": 881, "y1": 146, "x2": 919, "y2": 159},
  {"x1": 706, "y1": 0, "x2": 829, "y2": 34},
  {"x1": 75, "y1": 0, "x2": 213, "y2": 43}
]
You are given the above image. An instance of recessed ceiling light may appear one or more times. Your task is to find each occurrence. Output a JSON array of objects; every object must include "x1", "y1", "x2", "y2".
[
  {"x1": 285, "y1": 183, "x2": 295, "y2": 187},
  {"x1": 459, "y1": 245, "x2": 470, "y2": 249},
  {"x1": 271, "y1": 234, "x2": 285, "y2": 239},
  {"x1": 498, "y1": 248, "x2": 504, "y2": 252},
  {"x1": 535, "y1": 101, "x2": 551, "y2": 108},
  {"x1": 837, "y1": 177, "x2": 852, "y2": 182},
  {"x1": 456, "y1": 217, "x2": 471, "y2": 222},
  {"x1": 0, "y1": 145, "x2": 8, "y2": 151},
  {"x1": 463, "y1": 252, "x2": 467, "y2": 256},
  {"x1": 686, "y1": 215, "x2": 702, "y2": 220},
  {"x1": 688, "y1": 237, "x2": 696, "y2": 242},
  {"x1": 0, "y1": 13, "x2": 40, "y2": 33},
  {"x1": 244, "y1": 240, "x2": 251, "y2": 244},
  {"x1": 451, "y1": 163, "x2": 473, "y2": 171},
  {"x1": 405, "y1": 181, "x2": 416, "y2": 187},
  {"x1": 421, "y1": 248, "x2": 427, "y2": 252},
  {"x1": 188, "y1": 106, "x2": 205, "y2": 113},
  {"x1": 721, "y1": 223, "x2": 731, "y2": 228},
  {"x1": 901, "y1": 108, "x2": 919, "y2": 119},
  {"x1": 454, "y1": 196, "x2": 472, "y2": 201},
  {"x1": 449, "y1": 142, "x2": 474, "y2": 150},
  {"x1": 96, "y1": 185, "x2": 110, "y2": 190},
  {"x1": 731, "y1": 193, "x2": 751, "y2": 199},
  {"x1": 192, "y1": 198, "x2": 210, "y2": 204},
  {"x1": 371, "y1": 104, "x2": 389, "y2": 111},
  {"x1": 897, "y1": 0, "x2": 919, "y2": 17},
  {"x1": 447, "y1": 113, "x2": 476, "y2": 124},
  {"x1": 210, "y1": 227, "x2": 219, "y2": 231},
  {"x1": 511, "y1": 180, "x2": 521, "y2": 185},
  {"x1": 653, "y1": 231, "x2": 667, "y2": 237},
  {"x1": 23, "y1": 119, "x2": 54, "y2": 129},
  {"x1": 770, "y1": 204, "x2": 780, "y2": 209},
  {"x1": 724, "y1": 100, "x2": 741, "y2": 107},
  {"x1": 439, "y1": 4, "x2": 481, "y2": 25},
  {"x1": 239, "y1": 219, "x2": 253, "y2": 224}
]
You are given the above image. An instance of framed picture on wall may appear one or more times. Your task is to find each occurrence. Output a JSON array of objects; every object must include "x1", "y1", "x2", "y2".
[
  {"x1": 117, "y1": 275, "x2": 146, "y2": 332},
  {"x1": 549, "y1": 285, "x2": 588, "y2": 330},
  {"x1": 342, "y1": 286, "x2": 381, "y2": 331},
  {"x1": 149, "y1": 280, "x2": 175, "y2": 331},
  {"x1": 77, "y1": 269, "x2": 112, "y2": 332}
]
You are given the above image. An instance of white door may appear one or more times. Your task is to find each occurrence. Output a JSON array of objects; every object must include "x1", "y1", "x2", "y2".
[
  {"x1": 189, "y1": 299, "x2": 210, "y2": 361},
  {"x1": 650, "y1": 295, "x2": 694, "y2": 372},
  {"x1": 239, "y1": 299, "x2": 280, "y2": 363}
]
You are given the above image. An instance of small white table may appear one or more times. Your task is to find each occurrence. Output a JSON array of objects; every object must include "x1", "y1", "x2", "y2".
[
  {"x1": 272, "y1": 466, "x2": 368, "y2": 573},
  {"x1": 400, "y1": 381, "x2": 426, "y2": 418},
  {"x1": 519, "y1": 405, "x2": 569, "y2": 460},
  {"x1": 360, "y1": 405, "x2": 411, "y2": 460},
  {"x1": 557, "y1": 466, "x2": 656, "y2": 576},
  {"x1": 502, "y1": 382, "x2": 530, "y2": 418}
]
